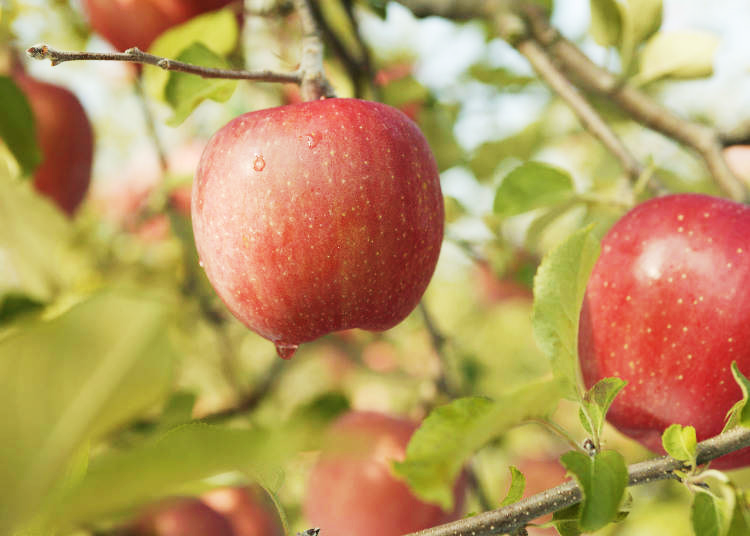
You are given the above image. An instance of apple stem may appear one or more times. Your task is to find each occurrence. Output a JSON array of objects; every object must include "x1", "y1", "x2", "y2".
[{"x1": 293, "y1": 0, "x2": 337, "y2": 101}]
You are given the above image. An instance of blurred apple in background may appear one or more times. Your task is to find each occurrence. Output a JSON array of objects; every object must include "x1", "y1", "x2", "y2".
[
  {"x1": 201, "y1": 486, "x2": 284, "y2": 536},
  {"x1": 12, "y1": 69, "x2": 93, "y2": 217},
  {"x1": 304, "y1": 411, "x2": 465, "y2": 536},
  {"x1": 128, "y1": 497, "x2": 233, "y2": 536},
  {"x1": 512, "y1": 457, "x2": 570, "y2": 535},
  {"x1": 723, "y1": 145, "x2": 750, "y2": 187},
  {"x1": 82, "y1": 0, "x2": 234, "y2": 52}
]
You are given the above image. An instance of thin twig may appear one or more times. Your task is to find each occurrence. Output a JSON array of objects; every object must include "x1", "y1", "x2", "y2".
[
  {"x1": 405, "y1": 426, "x2": 750, "y2": 536},
  {"x1": 26, "y1": 44, "x2": 302, "y2": 84},
  {"x1": 134, "y1": 76, "x2": 168, "y2": 174},
  {"x1": 418, "y1": 301, "x2": 457, "y2": 398}
]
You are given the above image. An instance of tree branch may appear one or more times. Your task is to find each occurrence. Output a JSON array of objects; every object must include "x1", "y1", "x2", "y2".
[
  {"x1": 26, "y1": 44, "x2": 302, "y2": 84},
  {"x1": 513, "y1": 36, "x2": 655, "y2": 190},
  {"x1": 518, "y1": 5, "x2": 746, "y2": 202},
  {"x1": 405, "y1": 426, "x2": 750, "y2": 536}
]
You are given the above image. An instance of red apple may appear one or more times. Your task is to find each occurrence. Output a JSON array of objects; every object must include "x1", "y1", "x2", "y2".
[
  {"x1": 201, "y1": 486, "x2": 283, "y2": 536},
  {"x1": 13, "y1": 71, "x2": 93, "y2": 216},
  {"x1": 303, "y1": 411, "x2": 465, "y2": 536},
  {"x1": 512, "y1": 457, "x2": 569, "y2": 535},
  {"x1": 82, "y1": 0, "x2": 233, "y2": 52},
  {"x1": 578, "y1": 194, "x2": 750, "y2": 468},
  {"x1": 191, "y1": 98, "x2": 444, "y2": 357},
  {"x1": 129, "y1": 497, "x2": 233, "y2": 536}
]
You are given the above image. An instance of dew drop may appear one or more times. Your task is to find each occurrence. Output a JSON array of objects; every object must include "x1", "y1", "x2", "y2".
[
  {"x1": 198, "y1": 259, "x2": 204, "y2": 269},
  {"x1": 305, "y1": 133, "x2": 320, "y2": 149},
  {"x1": 275, "y1": 342, "x2": 299, "y2": 360},
  {"x1": 253, "y1": 154, "x2": 265, "y2": 171}
]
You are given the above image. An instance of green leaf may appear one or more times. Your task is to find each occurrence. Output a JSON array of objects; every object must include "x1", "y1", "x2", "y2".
[
  {"x1": 0, "y1": 166, "x2": 77, "y2": 303},
  {"x1": 728, "y1": 362, "x2": 750, "y2": 428},
  {"x1": 494, "y1": 162, "x2": 575, "y2": 218},
  {"x1": 561, "y1": 450, "x2": 628, "y2": 532},
  {"x1": 143, "y1": 7, "x2": 239, "y2": 102},
  {"x1": 581, "y1": 377, "x2": 627, "y2": 441},
  {"x1": 728, "y1": 490, "x2": 750, "y2": 536},
  {"x1": 532, "y1": 226, "x2": 600, "y2": 400},
  {"x1": 0, "y1": 291, "x2": 176, "y2": 535},
  {"x1": 553, "y1": 504, "x2": 583, "y2": 536},
  {"x1": 0, "y1": 293, "x2": 44, "y2": 325},
  {"x1": 634, "y1": 31, "x2": 719, "y2": 86},
  {"x1": 394, "y1": 380, "x2": 560, "y2": 510},
  {"x1": 662, "y1": 424, "x2": 697, "y2": 464},
  {"x1": 590, "y1": 0, "x2": 622, "y2": 47},
  {"x1": 692, "y1": 490, "x2": 733, "y2": 536},
  {"x1": 619, "y1": 0, "x2": 663, "y2": 72},
  {"x1": 48, "y1": 421, "x2": 319, "y2": 528},
  {"x1": 164, "y1": 43, "x2": 238, "y2": 126},
  {"x1": 499, "y1": 466, "x2": 526, "y2": 507},
  {"x1": 0, "y1": 76, "x2": 41, "y2": 176}
]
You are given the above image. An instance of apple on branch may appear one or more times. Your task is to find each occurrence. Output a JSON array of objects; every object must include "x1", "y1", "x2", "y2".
[
  {"x1": 191, "y1": 98, "x2": 444, "y2": 358},
  {"x1": 578, "y1": 193, "x2": 750, "y2": 469}
]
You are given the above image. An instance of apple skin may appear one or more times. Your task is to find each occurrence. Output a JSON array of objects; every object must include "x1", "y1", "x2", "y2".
[
  {"x1": 82, "y1": 0, "x2": 233, "y2": 52},
  {"x1": 191, "y1": 98, "x2": 444, "y2": 350},
  {"x1": 129, "y1": 497, "x2": 233, "y2": 536},
  {"x1": 304, "y1": 411, "x2": 465, "y2": 536},
  {"x1": 201, "y1": 486, "x2": 283, "y2": 536},
  {"x1": 578, "y1": 194, "x2": 750, "y2": 469},
  {"x1": 13, "y1": 72, "x2": 93, "y2": 217}
]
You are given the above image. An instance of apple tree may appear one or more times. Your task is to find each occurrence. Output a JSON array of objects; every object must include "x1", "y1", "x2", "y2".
[{"x1": 2, "y1": 1, "x2": 750, "y2": 535}]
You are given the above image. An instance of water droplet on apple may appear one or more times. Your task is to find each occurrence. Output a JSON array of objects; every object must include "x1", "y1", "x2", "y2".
[
  {"x1": 275, "y1": 342, "x2": 299, "y2": 359},
  {"x1": 305, "y1": 133, "x2": 320, "y2": 149},
  {"x1": 253, "y1": 154, "x2": 265, "y2": 171},
  {"x1": 198, "y1": 259, "x2": 204, "y2": 269}
]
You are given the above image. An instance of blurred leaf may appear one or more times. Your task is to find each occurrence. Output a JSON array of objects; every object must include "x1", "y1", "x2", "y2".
[
  {"x1": 0, "y1": 76, "x2": 41, "y2": 176},
  {"x1": 0, "y1": 291, "x2": 175, "y2": 535},
  {"x1": 590, "y1": 0, "x2": 622, "y2": 47},
  {"x1": 468, "y1": 64, "x2": 536, "y2": 89},
  {"x1": 380, "y1": 75, "x2": 429, "y2": 108},
  {"x1": 524, "y1": 199, "x2": 580, "y2": 251},
  {"x1": 143, "y1": 8, "x2": 239, "y2": 102},
  {"x1": 469, "y1": 122, "x2": 546, "y2": 182},
  {"x1": 692, "y1": 489, "x2": 733, "y2": 536},
  {"x1": 727, "y1": 362, "x2": 750, "y2": 428},
  {"x1": 532, "y1": 226, "x2": 600, "y2": 401},
  {"x1": 634, "y1": 31, "x2": 719, "y2": 85},
  {"x1": 661, "y1": 424, "x2": 697, "y2": 464},
  {"x1": 728, "y1": 490, "x2": 750, "y2": 536},
  {"x1": 0, "y1": 293, "x2": 44, "y2": 325},
  {"x1": 394, "y1": 379, "x2": 560, "y2": 510},
  {"x1": 499, "y1": 466, "x2": 526, "y2": 507},
  {"x1": 444, "y1": 195, "x2": 467, "y2": 223},
  {"x1": 619, "y1": 0, "x2": 663, "y2": 71},
  {"x1": 581, "y1": 377, "x2": 627, "y2": 442},
  {"x1": 494, "y1": 162, "x2": 574, "y2": 218},
  {"x1": 165, "y1": 43, "x2": 238, "y2": 126},
  {"x1": 154, "y1": 391, "x2": 197, "y2": 434},
  {"x1": 553, "y1": 503, "x2": 583, "y2": 536},
  {"x1": 0, "y1": 169, "x2": 75, "y2": 302},
  {"x1": 561, "y1": 450, "x2": 628, "y2": 532},
  {"x1": 47, "y1": 420, "x2": 321, "y2": 529},
  {"x1": 418, "y1": 102, "x2": 463, "y2": 171}
]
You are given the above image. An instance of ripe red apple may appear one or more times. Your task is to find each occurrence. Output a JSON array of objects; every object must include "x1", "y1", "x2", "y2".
[
  {"x1": 82, "y1": 0, "x2": 233, "y2": 52},
  {"x1": 303, "y1": 411, "x2": 465, "y2": 536},
  {"x1": 129, "y1": 497, "x2": 233, "y2": 536},
  {"x1": 13, "y1": 71, "x2": 93, "y2": 216},
  {"x1": 201, "y1": 486, "x2": 283, "y2": 536},
  {"x1": 578, "y1": 194, "x2": 750, "y2": 469},
  {"x1": 191, "y1": 98, "x2": 444, "y2": 357}
]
